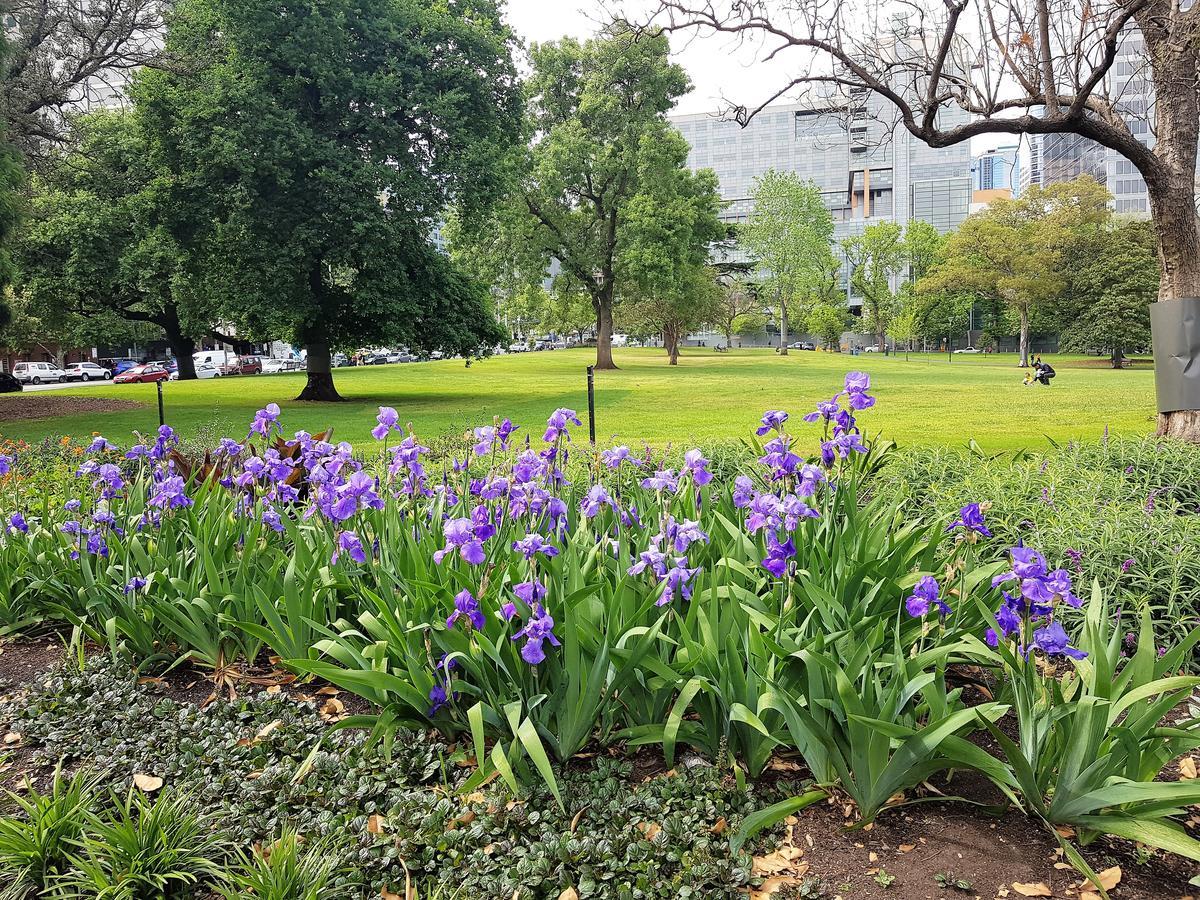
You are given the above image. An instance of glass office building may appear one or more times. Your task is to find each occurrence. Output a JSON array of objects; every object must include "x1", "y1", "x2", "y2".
[
  {"x1": 670, "y1": 93, "x2": 972, "y2": 310},
  {"x1": 971, "y1": 145, "x2": 1021, "y2": 194}
]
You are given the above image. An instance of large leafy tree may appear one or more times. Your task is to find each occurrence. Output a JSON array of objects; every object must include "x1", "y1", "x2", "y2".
[
  {"x1": 133, "y1": 0, "x2": 520, "y2": 400},
  {"x1": 653, "y1": 0, "x2": 1200, "y2": 440},
  {"x1": 618, "y1": 135, "x2": 723, "y2": 365},
  {"x1": 843, "y1": 222, "x2": 905, "y2": 352},
  {"x1": 490, "y1": 25, "x2": 693, "y2": 371},
  {"x1": 15, "y1": 112, "x2": 216, "y2": 379},
  {"x1": 1059, "y1": 220, "x2": 1158, "y2": 367},
  {"x1": 920, "y1": 178, "x2": 1111, "y2": 366},
  {"x1": 740, "y1": 171, "x2": 836, "y2": 355}
]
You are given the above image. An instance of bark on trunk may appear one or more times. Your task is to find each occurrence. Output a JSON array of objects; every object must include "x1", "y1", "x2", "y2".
[
  {"x1": 593, "y1": 291, "x2": 618, "y2": 370},
  {"x1": 296, "y1": 342, "x2": 344, "y2": 402},
  {"x1": 1110, "y1": 346, "x2": 1124, "y2": 370},
  {"x1": 161, "y1": 309, "x2": 197, "y2": 380},
  {"x1": 778, "y1": 294, "x2": 788, "y2": 355},
  {"x1": 1017, "y1": 304, "x2": 1030, "y2": 367},
  {"x1": 665, "y1": 325, "x2": 680, "y2": 366},
  {"x1": 1147, "y1": 174, "x2": 1200, "y2": 440},
  {"x1": 876, "y1": 330, "x2": 886, "y2": 353}
]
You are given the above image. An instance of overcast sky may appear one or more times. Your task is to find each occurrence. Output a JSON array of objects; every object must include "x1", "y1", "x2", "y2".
[{"x1": 503, "y1": 0, "x2": 1005, "y2": 152}]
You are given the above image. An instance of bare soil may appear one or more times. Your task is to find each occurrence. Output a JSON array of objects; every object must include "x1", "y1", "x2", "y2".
[{"x1": 0, "y1": 395, "x2": 142, "y2": 423}]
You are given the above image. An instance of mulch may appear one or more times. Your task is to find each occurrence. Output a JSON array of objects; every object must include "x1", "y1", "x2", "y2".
[{"x1": 0, "y1": 395, "x2": 142, "y2": 423}]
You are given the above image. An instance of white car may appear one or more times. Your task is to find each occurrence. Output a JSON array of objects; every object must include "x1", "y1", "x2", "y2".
[
  {"x1": 170, "y1": 362, "x2": 221, "y2": 380},
  {"x1": 508, "y1": 342, "x2": 528, "y2": 353},
  {"x1": 12, "y1": 361, "x2": 68, "y2": 384},
  {"x1": 861, "y1": 345, "x2": 880, "y2": 353},
  {"x1": 63, "y1": 362, "x2": 113, "y2": 382},
  {"x1": 953, "y1": 346, "x2": 981, "y2": 354},
  {"x1": 262, "y1": 357, "x2": 304, "y2": 374}
]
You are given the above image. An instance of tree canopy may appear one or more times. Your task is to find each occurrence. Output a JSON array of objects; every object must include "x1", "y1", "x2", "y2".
[
  {"x1": 740, "y1": 171, "x2": 836, "y2": 355},
  {"x1": 131, "y1": 0, "x2": 521, "y2": 399}
]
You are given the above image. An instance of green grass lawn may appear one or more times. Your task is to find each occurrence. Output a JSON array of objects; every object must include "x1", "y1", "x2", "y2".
[{"x1": 0, "y1": 348, "x2": 1158, "y2": 450}]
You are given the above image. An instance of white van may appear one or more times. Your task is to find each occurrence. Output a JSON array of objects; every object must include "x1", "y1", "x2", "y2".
[
  {"x1": 193, "y1": 349, "x2": 238, "y2": 370},
  {"x1": 12, "y1": 361, "x2": 68, "y2": 384}
]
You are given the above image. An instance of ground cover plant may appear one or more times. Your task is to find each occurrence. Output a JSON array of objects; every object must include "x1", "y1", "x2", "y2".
[
  {"x1": 0, "y1": 348, "x2": 1156, "y2": 450},
  {"x1": 0, "y1": 371, "x2": 1197, "y2": 897}
]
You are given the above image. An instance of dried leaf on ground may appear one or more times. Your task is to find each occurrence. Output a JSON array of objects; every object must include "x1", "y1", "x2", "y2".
[
  {"x1": 1181, "y1": 757, "x2": 1197, "y2": 779},
  {"x1": 1077, "y1": 866, "x2": 1121, "y2": 892},
  {"x1": 749, "y1": 876, "x2": 805, "y2": 898},
  {"x1": 367, "y1": 814, "x2": 386, "y2": 834},
  {"x1": 1011, "y1": 882, "x2": 1053, "y2": 897},
  {"x1": 557, "y1": 889, "x2": 579, "y2": 900},
  {"x1": 132, "y1": 773, "x2": 163, "y2": 792},
  {"x1": 636, "y1": 821, "x2": 661, "y2": 841},
  {"x1": 751, "y1": 846, "x2": 806, "y2": 877}
]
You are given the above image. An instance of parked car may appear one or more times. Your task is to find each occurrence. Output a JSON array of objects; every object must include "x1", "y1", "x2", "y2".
[
  {"x1": 193, "y1": 349, "x2": 238, "y2": 370},
  {"x1": 862, "y1": 345, "x2": 881, "y2": 353},
  {"x1": 953, "y1": 346, "x2": 981, "y2": 354},
  {"x1": 0, "y1": 371, "x2": 22, "y2": 393},
  {"x1": 508, "y1": 342, "x2": 528, "y2": 353},
  {"x1": 12, "y1": 361, "x2": 68, "y2": 385},
  {"x1": 169, "y1": 362, "x2": 220, "y2": 380},
  {"x1": 333, "y1": 353, "x2": 349, "y2": 368},
  {"x1": 63, "y1": 362, "x2": 114, "y2": 382},
  {"x1": 262, "y1": 357, "x2": 305, "y2": 374},
  {"x1": 98, "y1": 357, "x2": 140, "y2": 375},
  {"x1": 221, "y1": 355, "x2": 263, "y2": 376},
  {"x1": 114, "y1": 363, "x2": 170, "y2": 384}
]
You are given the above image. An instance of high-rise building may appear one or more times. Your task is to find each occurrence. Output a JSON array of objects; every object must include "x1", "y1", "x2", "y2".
[
  {"x1": 1019, "y1": 30, "x2": 1155, "y2": 214},
  {"x1": 669, "y1": 92, "x2": 972, "y2": 310},
  {"x1": 972, "y1": 145, "x2": 1021, "y2": 194}
]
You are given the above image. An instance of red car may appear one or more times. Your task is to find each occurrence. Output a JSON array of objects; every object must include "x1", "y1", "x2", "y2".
[
  {"x1": 114, "y1": 363, "x2": 170, "y2": 384},
  {"x1": 221, "y1": 355, "x2": 263, "y2": 376}
]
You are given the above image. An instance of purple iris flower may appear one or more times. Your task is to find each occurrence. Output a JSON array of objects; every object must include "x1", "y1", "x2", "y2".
[
  {"x1": 906, "y1": 576, "x2": 951, "y2": 617},
  {"x1": 733, "y1": 476, "x2": 755, "y2": 508},
  {"x1": 761, "y1": 532, "x2": 796, "y2": 578},
  {"x1": 779, "y1": 494, "x2": 819, "y2": 528},
  {"x1": 499, "y1": 601, "x2": 518, "y2": 621},
  {"x1": 602, "y1": 446, "x2": 639, "y2": 469},
  {"x1": 87, "y1": 436, "x2": 117, "y2": 454},
  {"x1": 640, "y1": 469, "x2": 679, "y2": 492},
  {"x1": 261, "y1": 506, "x2": 284, "y2": 533},
  {"x1": 1031, "y1": 620, "x2": 1087, "y2": 659},
  {"x1": 802, "y1": 396, "x2": 842, "y2": 423},
  {"x1": 333, "y1": 530, "x2": 367, "y2": 564},
  {"x1": 796, "y1": 464, "x2": 826, "y2": 498},
  {"x1": 581, "y1": 484, "x2": 614, "y2": 518},
  {"x1": 92, "y1": 464, "x2": 125, "y2": 499},
  {"x1": 124, "y1": 445, "x2": 148, "y2": 460},
  {"x1": 512, "y1": 533, "x2": 559, "y2": 560},
  {"x1": 427, "y1": 683, "x2": 451, "y2": 716},
  {"x1": 822, "y1": 431, "x2": 866, "y2": 462},
  {"x1": 123, "y1": 576, "x2": 148, "y2": 595},
  {"x1": 512, "y1": 603, "x2": 561, "y2": 664},
  {"x1": 0, "y1": 455, "x2": 11, "y2": 477},
  {"x1": 7, "y1": 512, "x2": 28, "y2": 534},
  {"x1": 659, "y1": 562, "x2": 699, "y2": 606},
  {"x1": 683, "y1": 450, "x2": 713, "y2": 486},
  {"x1": 446, "y1": 589, "x2": 486, "y2": 631},
  {"x1": 65, "y1": 499, "x2": 81, "y2": 512},
  {"x1": 760, "y1": 437, "x2": 802, "y2": 476},
  {"x1": 371, "y1": 406, "x2": 400, "y2": 441},
  {"x1": 628, "y1": 547, "x2": 670, "y2": 579},
  {"x1": 433, "y1": 517, "x2": 487, "y2": 565},
  {"x1": 513, "y1": 579, "x2": 547, "y2": 605},
  {"x1": 543, "y1": 408, "x2": 581, "y2": 443},
  {"x1": 250, "y1": 403, "x2": 282, "y2": 439},
  {"x1": 755, "y1": 410, "x2": 789, "y2": 436},
  {"x1": 662, "y1": 518, "x2": 709, "y2": 554},
  {"x1": 746, "y1": 493, "x2": 781, "y2": 533},
  {"x1": 217, "y1": 438, "x2": 244, "y2": 457},
  {"x1": 986, "y1": 599, "x2": 1023, "y2": 647},
  {"x1": 947, "y1": 503, "x2": 992, "y2": 537},
  {"x1": 842, "y1": 371, "x2": 876, "y2": 409},
  {"x1": 148, "y1": 476, "x2": 192, "y2": 510}
]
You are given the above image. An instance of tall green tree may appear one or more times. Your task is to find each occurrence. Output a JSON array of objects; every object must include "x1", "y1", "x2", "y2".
[
  {"x1": 618, "y1": 140, "x2": 723, "y2": 365},
  {"x1": 842, "y1": 221, "x2": 905, "y2": 352},
  {"x1": 480, "y1": 25, "x2": 691, "y2": 371},
  {"x1": 920, "y1": 178, "x2": 1111, "y2": 366},
  {"x1": 807, "y1": 301, "x2": 847, "y2": 352},
  {"x1": 740, "y1": 171, "x2": 836, "y2": 355},
  {"x1": 15, "y1": 111, "x2": 214, "y2": 378},
  {"x1": 133, "y1": 0, "x2": 520, "y2": 400},
  {"x1": 1059, "y1": 220, "x2": 1158, "y2": 368}
]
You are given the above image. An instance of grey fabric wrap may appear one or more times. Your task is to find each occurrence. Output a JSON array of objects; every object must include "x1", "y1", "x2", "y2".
[{"x1": 1151, "y1": 299, "x2": 1200, "y2": 413}]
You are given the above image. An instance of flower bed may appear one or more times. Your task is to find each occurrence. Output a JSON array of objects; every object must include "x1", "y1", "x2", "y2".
[{"x1": 1, "y1": 373, "x2": 1199, "y2": 897}]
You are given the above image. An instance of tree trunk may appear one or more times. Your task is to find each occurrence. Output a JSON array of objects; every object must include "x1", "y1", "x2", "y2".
[
  {"x1": 296, "y1": 342, "x2": 344, "y2": 402},
  {"x1": 161, "y1": 308, "x2": 198, "y2": 380},
  {"x1": 778, "y1": 293, "x2": 788, "y2": 355},
  {"x1": 1017, "y1": 305, "x2": 1030, "y2": 367},
  {"x1": 876, "y1": 329, "x2": 886, "y2": 353},
  {"x1": 724, "y1": 324, "x2": 733, "y2": 348},
  {"x1": 665, "y1": 325, "x2": 680, "y2": 365},
  {"x1": 593, "y1": 289, "x2": 618, "y2": 370},
  {"x1": 1146, "y1": 172, "x2": 1200, "y2": 439},
  {"x1": 1141, "y1": 17, "x2": 1200, "y2": 441},
  {"x1": 1110, "y1": 346, "x2": 1124, "y2": 370}
]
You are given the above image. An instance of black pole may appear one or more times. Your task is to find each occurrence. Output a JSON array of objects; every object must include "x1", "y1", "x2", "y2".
[
  {"x1": 156, "y1": 380, "x2": 165, "y2": 427},
  {"x1": 586, "y1": 365, "x2": 596, "y2": 444}
]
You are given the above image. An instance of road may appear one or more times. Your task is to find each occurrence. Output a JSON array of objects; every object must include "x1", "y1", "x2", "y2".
[{"x1": 17, "y1": 379, "x2": 113, "y2": 393}]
